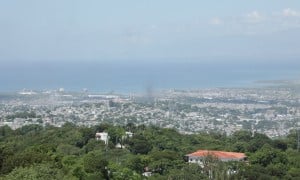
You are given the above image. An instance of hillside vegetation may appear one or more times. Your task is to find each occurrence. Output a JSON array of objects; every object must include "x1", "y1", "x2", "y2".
[{"x1": 0, "y1": 123, "x2": 299, "y2": 179}]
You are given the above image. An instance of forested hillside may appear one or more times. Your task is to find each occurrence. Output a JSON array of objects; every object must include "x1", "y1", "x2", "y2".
[{"x1": 0, "y1": 123, "x2": 299, "y2": 179}]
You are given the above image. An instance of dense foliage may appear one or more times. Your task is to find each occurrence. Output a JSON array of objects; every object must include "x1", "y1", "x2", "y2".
[{"x1": 0, "y1": 123, "x2": 299, "y2": 179}]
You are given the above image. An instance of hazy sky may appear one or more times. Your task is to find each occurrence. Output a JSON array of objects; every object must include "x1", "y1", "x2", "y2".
[{"x1": 1, "y1": 0, "x2": 300, "y2": 63}]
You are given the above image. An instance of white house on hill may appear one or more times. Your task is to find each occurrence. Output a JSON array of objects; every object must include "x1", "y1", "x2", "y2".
[{"x1": 95, "y1": 132, "x2": 109, "y2": 145}]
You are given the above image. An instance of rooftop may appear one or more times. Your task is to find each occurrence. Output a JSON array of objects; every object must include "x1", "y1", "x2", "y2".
[{"x1": 187, "y1": 150, "x2": 246, "y2": 159}]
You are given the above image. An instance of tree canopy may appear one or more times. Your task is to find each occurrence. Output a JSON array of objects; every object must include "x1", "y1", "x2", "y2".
[{"x1": 0, "y1": 123, "x2": 299, "y2": 179}]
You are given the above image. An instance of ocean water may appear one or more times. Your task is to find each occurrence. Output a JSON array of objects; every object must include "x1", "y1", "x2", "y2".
[{"x1": 1, "y1": 60, "x2": 300, "y2": 93}]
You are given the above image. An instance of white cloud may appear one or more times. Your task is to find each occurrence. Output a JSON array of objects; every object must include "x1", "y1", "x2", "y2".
[
  {"x1": 246, "y1": 11, "x2": 265, "y2": 23},
  {"x1": 282, "y1": 8, "x2": 300, "y2": 17},
  {"x1": 210, "y1": 17, "x2": 223, "y2": 25}
]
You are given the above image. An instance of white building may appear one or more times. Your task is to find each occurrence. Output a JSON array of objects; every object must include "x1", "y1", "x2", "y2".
[
  {"x1": 186, "y1": 150, "x2": 247, "y2": 166},
  {"x1": 186, "y1": 150, "x2": 247, "y2": 178},
  {"x1": 95, "y1": 132, "x2": 109, "y2": 145},
  {"x1": 125, "y1": 131, "x2": 133, "y2": 138}
]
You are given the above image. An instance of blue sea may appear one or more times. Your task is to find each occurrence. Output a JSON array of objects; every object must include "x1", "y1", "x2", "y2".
[{"x1": 1, "y1": 60, "x2": 300, "y2": 93}]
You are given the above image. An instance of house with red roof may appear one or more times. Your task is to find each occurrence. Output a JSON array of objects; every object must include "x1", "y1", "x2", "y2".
[{"x1": 186, "y1": 150, "x2": 247, "y2": 165}]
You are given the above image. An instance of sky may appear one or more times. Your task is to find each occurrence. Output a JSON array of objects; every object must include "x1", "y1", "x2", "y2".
[{"x1": 0, "y1": 0, "x2": 300, "y2": 63}]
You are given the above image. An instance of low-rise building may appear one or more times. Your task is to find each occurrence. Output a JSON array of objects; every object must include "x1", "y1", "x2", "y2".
[
  {"x1": 186, "y1": 150, "x2": 247, "y2": 166},
  {"x1": 95, "y1": 132, "x2": 109, "y2": 145}
]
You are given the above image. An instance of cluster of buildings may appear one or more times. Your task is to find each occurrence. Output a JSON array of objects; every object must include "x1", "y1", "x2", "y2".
[{"x1": 0, "y1": 86, "x2": 299, "y2": 138}]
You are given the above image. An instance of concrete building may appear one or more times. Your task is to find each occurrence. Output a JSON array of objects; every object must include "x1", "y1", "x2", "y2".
[{"x1": 95, "y1": 132, "x2": 109, "y2": 145}]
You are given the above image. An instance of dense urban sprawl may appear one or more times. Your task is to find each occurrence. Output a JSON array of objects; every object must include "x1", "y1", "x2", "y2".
[{"x1": 1, "y1": 86, "x2": 299, "y2": 138}]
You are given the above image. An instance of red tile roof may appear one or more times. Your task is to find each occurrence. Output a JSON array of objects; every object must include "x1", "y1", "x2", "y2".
[{"x1": 187, "y1": 150, "x2": 246, "y2": 159}]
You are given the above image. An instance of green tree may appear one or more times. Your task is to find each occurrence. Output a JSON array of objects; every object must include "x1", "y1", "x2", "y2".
[
  {"x1": 166, "y1": 164, "x2": 207, "y2": 180},
  {"x1": 272, "y1": 139, "x2": 288, "y2": 151},
  {"x1": 239, "y1": 164, "x2": 272, "y2": 180},
  {"x1": 15, "y1": 124, "x2": 43, "y2": 136},
  {"x1": 0, "y1": 125, "x2": 13, "y2": 138},
  {"x1": 250, "y1": 144, "x2": 288, "y2": 167},
  {"x1": 125, "y1": 155, "x2": 149, "y2": 173},
  {"x1": 109, "y1": 163, "x2": 141, "y2": 180},
  {"x1": 84, "y1": 139, "x2": 106, "y2": 153},
  {"x1": 128, "y1": 135, "x2": 152, "y2": 154},
  {"x1": 2, "y1": 163, "x2": 63, "y2": 180},
  {"x1": 57, "y1": 144, "x2": 82, "y2": 155},
  {"x1": 286, "y1": 130, "x2": 298, "y2": 149},
  {"x1": 107, "y1": 126, "x2": 125, "y2": 145},
  {"x1": 1, "y1": 149, "x2": 51, "y2": 174},
  {"x1": 266, "y1": 163, "x2": 287, "y2": 178},
  {"x1": 83, "y1": 151, "x2": 109, "y2": 179},
  {"x1": 247, "y1": 133, "x2": 272, "y2": 152}
]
